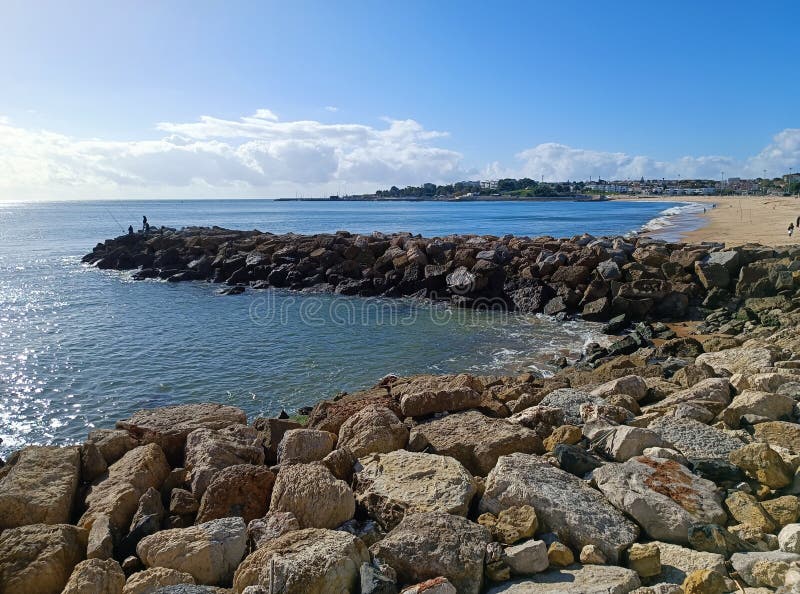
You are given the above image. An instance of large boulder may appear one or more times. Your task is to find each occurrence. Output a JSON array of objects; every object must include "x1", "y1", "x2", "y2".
[
  {"x1": 696, "y1": 345, "x2": 780, "y2": 376},
  {"x1": 730, "y1": 550, "x2": 800, "y2": 588},
  {"x1": 729, "y1": 442, "x2": 793, "y2": 489},
  {"x1": 233, "y1": 528, "x2": 368, "y2": 593},
  {"x1": 392, "y1": 374, "x2": 483, "y2": 417},
  {"x1": 277, "y1": 428, "x2": 337, "y2": 464},
  {"x1": 87, "y1": 429, "x2": 139, "y2": 465},
  {"x1": 538, "y1": 388, "x2": 601, "y2": 425},
  {"x1": 338, "y1": 405, "x2": 409, "y2": 458},
  {"x1": 600, "y1": 426, "x2": 673, "y2": 462},
  {"x1": 117, "y1": 403, "x2": 247, "y2": 464},
  {"x1": 648, "y1": 416, "x2": 745, "y2": 460},
  {"x1": 122, "y1": 567, "x2": 196, "y2": 594},
  {"x1": 62, "y1": 558, "x2": 125, "y2": 594},
  {"x1": 484, "y1": 565, "x2": 640, "y2": 593},
  {"x1": 0, "y1": 445, "x2": 80, "y2": 529},
  {"x1": 306, "y1": 388, "x2": 400, "y2": 435},
  {"x1": 754, "y1": 421, "x2": 800, "y2": 453},
  {"x1": 195, "y1": 464, "x2": 275, "y2": 524},
  {"x1": 480, "y1": 453, "x2": 638, "y2": 563},
  {"x1": 136, "y1": 517, "x2": 246, "y2": 586},
  {"x1": 269, "y1": 462, "x2": 355, "y2": 529},
  {"x1": 645, "y1": 378, "x2": 731, "y2": 415},
  {"x1": 721, "y1": 390, "x2": 794, "y2": 427},
  {"x1": 354, "y1": 450, "x2": 476, "y2": 530},
  {"x1": 79, "y1": 443, "x2": 171, "y2": 533},
  {"x1": 370, "y1": 511, "x2": 490, "y2": 594},
  {"x1": 0, "y1": 523, "x2": 88, "y2": 594},
  {"x1": 184, "y1": 425, "x2": 264, "y2": 497},
  {"x1": 593, "y1": 456, "x2": 727, "y2": 544},
  {"x1": 590, "y1": 375, "x2": 648, "y2": 401},
  {"x1": 649, "y1": 541, "x2": 727, "y2": 584},
  {"x1": 408, "y1": 410, "x2": 543, "y2": 476}
]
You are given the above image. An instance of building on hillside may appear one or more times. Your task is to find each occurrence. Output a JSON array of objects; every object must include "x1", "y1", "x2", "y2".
[{"x1": 480, "y1": 180, "x2": 498, "y2": 190}]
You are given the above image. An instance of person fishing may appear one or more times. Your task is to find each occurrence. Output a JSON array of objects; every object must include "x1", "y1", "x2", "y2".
[
  {"x1": 142, "y1": 215, "x2": 148, "y2": 231},
  {"x1": 128, "y1": 225, "x2": 133, "y2": 235}
]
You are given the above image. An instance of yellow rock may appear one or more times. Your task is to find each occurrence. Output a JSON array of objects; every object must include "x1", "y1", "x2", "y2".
[
  {"x1": 547, "y1": 542, "x2": 575, "y2": 567},
  {"x1": 682, "y1": 569, "x2": 726, "y2": 594}
]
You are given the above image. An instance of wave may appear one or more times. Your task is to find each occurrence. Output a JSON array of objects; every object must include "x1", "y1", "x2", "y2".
[{"x1": 640, "y1": 201, "x2": 705, "y2": 234}]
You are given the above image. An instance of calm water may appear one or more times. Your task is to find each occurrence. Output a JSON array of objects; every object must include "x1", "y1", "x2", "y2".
[{"x1": 0, "y1": 199, "x2": 699, "y2": 455}]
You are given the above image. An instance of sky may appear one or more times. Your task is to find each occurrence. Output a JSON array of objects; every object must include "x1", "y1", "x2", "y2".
[{"x1": 0, "y1": 0, "x2": 798, "y2": 200}]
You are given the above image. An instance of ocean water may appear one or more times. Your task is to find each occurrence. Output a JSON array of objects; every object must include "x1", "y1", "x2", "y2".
[{"x1": 0, "y1": 199, "x2": 701, "y2": 455}]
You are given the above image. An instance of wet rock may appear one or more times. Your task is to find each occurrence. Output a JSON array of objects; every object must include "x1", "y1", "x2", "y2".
[
  {"x1": 269, "y1": 462, "x2": 355, "y2": 529},
  {"x1": 79, "y1": 443, "x2": 171, "y2": 533},
  {"x1": 480, "y1": 453, "x2": 638, "y2": 563},
  {"x1": 408, "y1": 410, "x2": 544, "y2": 476},
  {"x1": 0, "y1": 445, "x2": 80, "y2": 529},
  {"x1": 196, "y1": 464, "x2": 275, "y2": 524},
  {"x1": 62, "y1": 558, "x2": 125, "y2": 594},
  {"x1": 0, "y1": 523, "x2": 88, "y2": 594},
  {"x1": 594, "y1": 456, "x2": 727, "y2": 544},
  {"x1": 354, "y1": 450, "x2": 476, "y2": 531},
  {"x1": 338, "y1": 405, "x2": 409, "y2": 458},
  {"x1": 136, "y1": 517, "x2": 247, "y2": 586},
  {"x1": 370, "y1": 511, "x2": 490, "y2": 594},
  {"x1": 117, "y1": 403, "x2": 247, "y2": 465},
  {"x1": 185, "y1": 425, "x2": 264, "y2": 497}
]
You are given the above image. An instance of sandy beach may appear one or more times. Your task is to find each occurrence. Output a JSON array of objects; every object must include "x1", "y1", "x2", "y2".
[{"x1": 623, "y1": 194, "x2": 800, "y2": 247}]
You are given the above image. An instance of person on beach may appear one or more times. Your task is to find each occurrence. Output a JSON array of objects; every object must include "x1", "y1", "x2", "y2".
[
  {"x1": 789, "y1": 222, "x2": 795, "y2": 237},
  {"x1": 142, "y1": 215, "x2": 148, "y2": 230},
  {"x1": 795, "y1": 215, "x2": 799, "y2": 227},
  {"x1": 128, "y1": 225, "x2": 133, "y2": 235}
]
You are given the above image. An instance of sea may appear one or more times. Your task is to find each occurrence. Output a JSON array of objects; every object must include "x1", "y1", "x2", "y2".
[{"x1": 0, "y1": 199, "x2": 705, "y2": 455}]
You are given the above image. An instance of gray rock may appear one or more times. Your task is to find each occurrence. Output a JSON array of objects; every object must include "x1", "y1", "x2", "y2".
[
  {"x1": 504, "y1": 539, "x2": 549, "y2": 575},
  {"x1": 648, "y1": 416, "x2": 746, "y2": 460},
  {"x1": 369, "y1": 511, "x2": 490, "y2": 594},
  {"x1": 479, "y1": 453, "x2": 638, "y2": 563},
  {"x1": 538, "y1": 389, "x2": 602, "y2": 426},
  {"x1": 484, "y1": 564, "x2": 641, "y2": 593},
  {"x1": 593, "y1": 456, "x2": 727, "y2": 544},
  {"x1": 649, "y1": 541, "x2": 727, "y2": 584},
  {"x1": 730, "y1": 550, "x2": 800, "y2": 587}
]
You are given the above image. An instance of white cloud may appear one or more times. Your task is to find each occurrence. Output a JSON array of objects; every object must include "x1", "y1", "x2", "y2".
[
  {"x1": 0, "y1": 109, "x2": 797, "y2": 201},
  {"x1": 0, "y1": 111, "x2": 466, "y2": 200},
  {"x1": 511, "y1": 129, "x2": 800, "y2": 182},
  {"x1": 324, "y1": 106, "x2": 339, "y2": 112}
]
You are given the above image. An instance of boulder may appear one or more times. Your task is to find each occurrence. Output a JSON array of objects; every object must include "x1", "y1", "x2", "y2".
[
  {"x1": 354, "y1": 450, "x2": 476, "y2": 530},
  {"x1": 600, "y1": 426, "x2": 673, "y2": 462},
  {"x1": 762, "y1": 495, "x2": 800, "y2": 527},
  {"x1": 408, "y1": 410, "x2": 543, "y2": 476},
  {"x1": 546, "y1": 542, "x2": 574, "y2": 567},
  {"x1": 779, "y1": 523, "x2": 800, "y2": 553},
  {"x1": 722, "y1": 390, "x2": 794, "y2": 427},
  {"x1": 649, "y1": 541, "x2": 727, "y2": 585},
  {"x1": 729, "y1": 442, "x2": 793, "y2": 489},
  {"x1": 185, "y1": 425, "x2": 264, "y2": 497},
  {"x1": 645, "y1": 378, "x2": 731, "y2": 415},
  {"x1": 480, "y1": 453, "x2": 638, "y2": 563},
  {"x1": 122, "y1": 567, "x2": 196, "y2": 594},
  {"x1": 252, "y1": 417, "x2": 302, "y2": 463},
  {"x1": 306, "y1": 389, "x2": 400, "y2": 435},
  {"x1": 79, "y1": 443, "x2": 171, "y2": 533},
  {"x1": 730, "y1": 550, "x2": 800, "y2": 588},
  {"x1": 724, "y1": 491, "x2": 776, "y2": 533},
  {"x1": 681, "y1": 569, "x2": 726, "y2": 594},
  {"x1": 593, "y1": 456, "x2": 727, "y2": 544},
  {"x1": 504, "y1": 539, "x2": 549, "y2": 575},
  {"x1": 0, "y1": 523, "x2": 88, "y2": 594},
  {"x1": 369, "y1": 511, "x2": 490, "y2": 594},
  {"x1": 648, "y1": 416, "x2": 745, "y2": 460},
  {"x1": 196, "y1": 464, "x2": 275, "y2": 524},
  {"x1": 0, "y1": 445, "x2": 80, "y2": 529},
  {"x1": 277, "y1": 428, "x2": 337, "y2": 464},
  {"x1": 62, "y1": 558, "x2": 125, "y2": 594},
  {"x1": 87, "y1": 429, "x2": 139, "y2": 465},
  {"x1": 538, "y1": 388, "x2": 601, "y2": 426},
  {"x1": 246, "y1": 511, "x2": 300, "y2": 551},
  {"x1": 542, "y1": 425, "x2": 582, "y2": 452},
  {"x1": 477, "y1": 505, "x2": 538, "y2": 545},
  {"x1": 483, "y1": 564, "x2": 640, "y2": 594},
  {"x1": 627, "y1": 542, "x2": 661, "y2": 578},
  {"x1": 117, "y1": 403, "x2": 247, "y2": 464},
  {"x1": 269, "y1": 462, "x2": 355, "y2": 529},
  {"x1": 393, "y1": 374, "x2": 483, "y2": 417},
  {"x1": 695, "y1": 346, "x2": 779, "y2": 376},
  {"x1": 338, "y1": 405, "x2": 409, "y2": 458},
  {"x1": 590, "y1": 375, "x2": 648, "y2": 401},
  {"x1": 401, "y1": 577, "x2": 456, "y2": 594},
  {"x1": 233, "y1": 528, "x2": 368, "y2": 593},
  {"x1": 136, "y1": 517, "x2": 247, "y2": 586}
]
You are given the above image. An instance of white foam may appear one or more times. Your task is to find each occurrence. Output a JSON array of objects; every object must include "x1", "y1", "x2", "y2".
[{"x1": 640, "y1": 202, "x2": 705, "y2": 233}]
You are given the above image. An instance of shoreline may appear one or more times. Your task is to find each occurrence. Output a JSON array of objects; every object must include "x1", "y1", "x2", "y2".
[{"x1": 4, "y1": 233, "x2": 800, "y2": 591}]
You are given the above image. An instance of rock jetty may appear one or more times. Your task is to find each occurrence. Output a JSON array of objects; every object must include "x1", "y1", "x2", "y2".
[{"x1": 5, "y1": 231, "x2": 800, "y2": 592}]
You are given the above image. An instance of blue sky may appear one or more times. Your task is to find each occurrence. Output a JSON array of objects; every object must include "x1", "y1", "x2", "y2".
[{"x1": 1, "y1": 0, "x2": 798, "y2": 199}]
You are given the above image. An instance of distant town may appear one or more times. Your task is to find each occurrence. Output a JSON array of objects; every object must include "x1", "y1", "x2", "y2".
[{"x1": 279, "y1": 172, "x2": 800, "y2": 201}]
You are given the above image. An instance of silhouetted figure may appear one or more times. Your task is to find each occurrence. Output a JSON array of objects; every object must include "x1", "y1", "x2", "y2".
[
  {"x1": 795, "y1": 215, "x2": 799, "y2": 227},
  {"x1": 128, "y1": 225, "x2": 133, "y2": 235},
  {"x1": 789, "y1": 222, "x2": 795, "y2": 237},
  {"x1": 142, "y1": 215, "x2": 148, "y2": 230}
]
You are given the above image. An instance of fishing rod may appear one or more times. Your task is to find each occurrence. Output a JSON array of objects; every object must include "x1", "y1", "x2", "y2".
[{"x1": 104, "y1": 206, "x2": 126, "y2": 234}]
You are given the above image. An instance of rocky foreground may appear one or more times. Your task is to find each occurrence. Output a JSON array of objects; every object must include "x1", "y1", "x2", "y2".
[{"x1": 5, "y1": 232, "x2": 800, "y2": 593}]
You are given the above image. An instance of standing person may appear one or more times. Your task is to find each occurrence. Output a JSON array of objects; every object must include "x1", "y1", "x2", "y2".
[
  {"x1": 795, "y1": 215, "x2": 799, "y2": 227},
  {"x1": 128, "y1": 225, "x2": 133, "y2": 235},
  {"x1": 142, "y1": 215, "x2": 148, "y2": 230},
  {"x1": 789, "y1": 222, "x2": 795, "y2": 237}
]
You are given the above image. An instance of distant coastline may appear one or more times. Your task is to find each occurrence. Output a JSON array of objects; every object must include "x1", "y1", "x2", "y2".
[{"x1": 275, "y1": 194, "x2": 607, "y2": 202}]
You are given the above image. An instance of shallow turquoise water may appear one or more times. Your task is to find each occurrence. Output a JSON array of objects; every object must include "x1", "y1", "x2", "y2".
[{"x1": 0, "y1": 199, "x2": 696, "y2": 454}]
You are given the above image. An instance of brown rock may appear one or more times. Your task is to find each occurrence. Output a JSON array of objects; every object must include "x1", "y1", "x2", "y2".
[
  {"x1": 307, "y1": 388, "x2": 399, "y2": 434},
  {"x1": 338, "y1": 405, "x2": 409, "y2": 458},
  {"x1": 196, "y1": 464, "x2": 275, "y2": 524},
  {"x1": 277, "y1": 428, "x2": 337, "y2": 464},
  {"x1": 185, "y1": 424, "x2": 264, "y2": 497},
  {"x1": 394, "y1": 374, "x2": 483, "y2": 417},
  {"x1": 62, "y1": 558, "x2": 125, "y2": 594},
  {"x1": 270, "y1": 463, "x2": 355, "y2": 529}
]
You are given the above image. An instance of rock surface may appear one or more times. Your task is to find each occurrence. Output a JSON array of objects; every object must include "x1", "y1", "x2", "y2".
[
  {"x1": 62, "y1": 558, "x2": 125, "y2": 594},
  {"x1": 370, "y1": 511, "x2": 490, "y2": 594},
  {"x1": 338, "y1": 405, "x2": 409, "y2": 458},
  {"x1": 480, "y1": 453, "x2": 638, "y2": 563},
  {"x1": 136, "y1": 517, "x2": 247, "y2": 586},
  {"x1": 354, "y1": 450, "x2": 476, "y2": 530},
  {"x1": 269, "y1": 462, "x2": 355, "y2": 529},
  {"x1": 0, "y1": 446, "x2": 80, "y2": 529},
  {"x1": 184, "y1": 425, "x2": 264, "y2": 497},
  {"x1": 195, "y1": 464, "x2": 275, "y2": 524},
  {"x1": 233, "y1": 528, "x2": 369, "y2": 593},
  {"x1": 484, "y1": 564, "x2": 641, "y2": 593}
]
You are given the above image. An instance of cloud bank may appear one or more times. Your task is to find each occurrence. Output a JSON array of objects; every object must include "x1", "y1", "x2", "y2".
[{"x1": 0, "y1": 109, "x2": 797, "y2": 200}]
